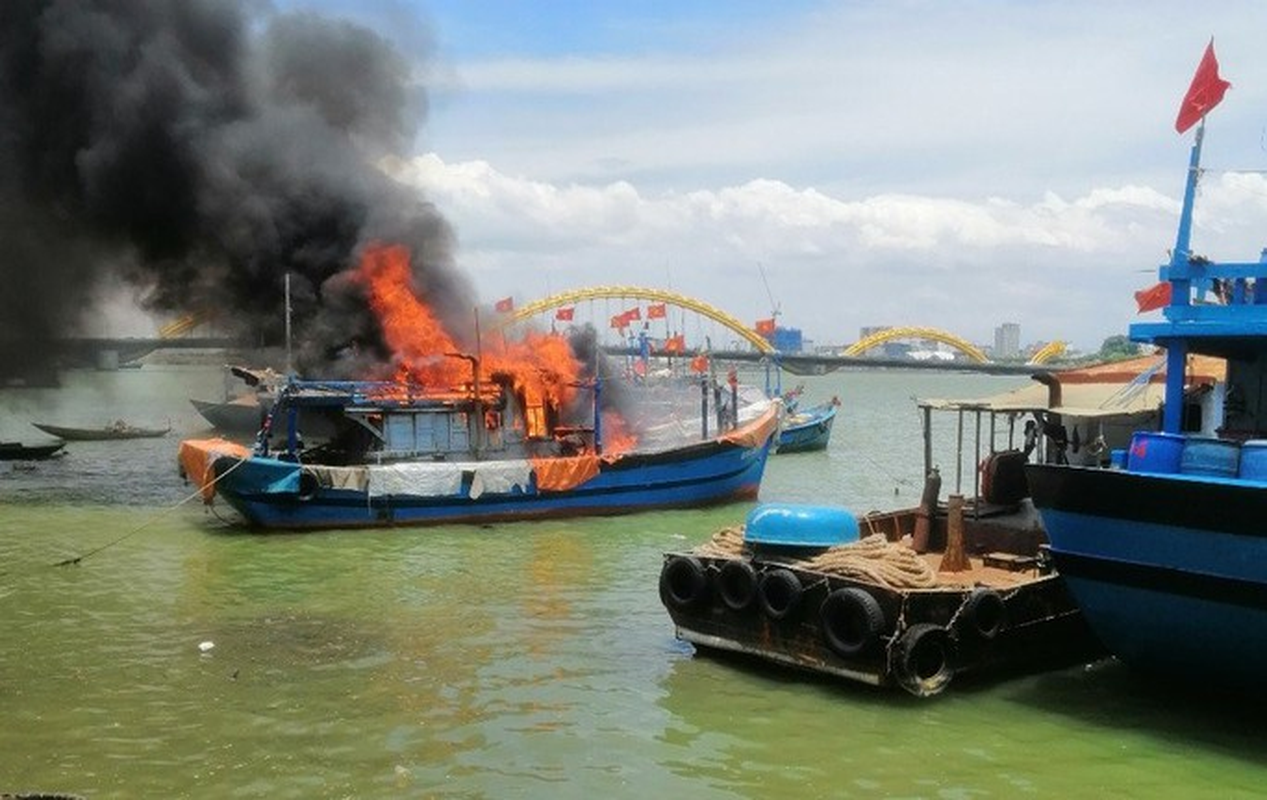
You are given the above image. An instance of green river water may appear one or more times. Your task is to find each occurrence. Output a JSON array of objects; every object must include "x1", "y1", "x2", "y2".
[{"x1": 2, "y1": 365, "x2": 1265, "y2": 798}]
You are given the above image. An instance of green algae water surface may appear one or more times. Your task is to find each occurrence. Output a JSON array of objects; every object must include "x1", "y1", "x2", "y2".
[{"x1": 3, "y1": 366, "x2": 1266, "y2": 798}]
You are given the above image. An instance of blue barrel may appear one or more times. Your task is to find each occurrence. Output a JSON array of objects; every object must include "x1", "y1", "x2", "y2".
[
  {"x1": 1239, "y1": 440, "x2": 1267, "y2": 481},
  {"x1": 1127, "y1": 431, "x2": 1185, "y2": 474},
  {"x1": 1180, "y1": 436, "x2": 1240, "y2": 478},
  {"x1": 744, "y1": 503, "x2": 860, "y2": 548}
]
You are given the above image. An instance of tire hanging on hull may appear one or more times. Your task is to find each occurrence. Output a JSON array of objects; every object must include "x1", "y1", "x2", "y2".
[
  {"x1": 820, "y1": 587, "x2": 886, "y2": 657},
  {"x1": 660, "y1": 556, "x2": 710, "y2": 610},
  {"x1": 893, "y1": 623, "x2": 956, "y2": 697},
  {"x1": 758, "y1": 568, "x2": 803, "y2": 620}
]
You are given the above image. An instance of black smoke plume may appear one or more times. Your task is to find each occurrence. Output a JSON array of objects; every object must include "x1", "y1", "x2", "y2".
[{"x1": 0, "y1": 0, "x2": 472, "y2": 378}]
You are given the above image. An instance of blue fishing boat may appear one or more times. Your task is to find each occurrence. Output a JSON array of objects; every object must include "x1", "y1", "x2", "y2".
[
  {"x1": 1026, "y1": 59, "x2": 1267, "y2": 688},
  {"x1": 777, "y1": 398, "x2": 839, "y2": 453},
  {"x1": 179, "y1": 372, "x2": 780, "y2": 530}
]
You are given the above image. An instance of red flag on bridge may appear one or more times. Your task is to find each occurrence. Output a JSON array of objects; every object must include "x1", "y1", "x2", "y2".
[
  {"x1": 624, "y1": 307, "x2": 642, "y2": 322},
  {"x1": 664, "y1": 334, "x2": 686, "y2": 354},
  {"x1": 647, "y1": 302, "x2": 667, "y2": 319},
  {"x1": 555, "y1": 306, "x2": 575, "y2": 321},
  {"x1": 1135, "y1": 281, "x2": 1172, "y2": 313},
  {"x1": 494, "y1": 296, "x2": 514, "y2": 313},
  {"x1": 1176, "y1": 40, "x2": 1231, "y2": 134},
  {"x1": 754, "y1": 318, "x2": 776, "y2": 336}
]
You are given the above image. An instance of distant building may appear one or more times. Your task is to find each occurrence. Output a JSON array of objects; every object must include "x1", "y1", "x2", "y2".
[
  {"x1": 994, "y1": 323, "x2": 1021, "y2": 359},
  {"x1": 770, "y1": 326, "x2": 803, "y2": 353}
]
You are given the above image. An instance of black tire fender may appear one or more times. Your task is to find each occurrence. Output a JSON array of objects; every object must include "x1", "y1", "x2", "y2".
[
  {"x1": 894, "y1": 623, "x2": 956, "y2": 697},
  {"x1": 659, "y1": 556, "x2": 710, "y2": 610},
  {"x1": 297, "y1": 470, "x2": 319, "y2": 502},
  {"x1": 820, "y1": 587, "x2": 886, "y2": 657},
  {"x1": 757, "y1": 568, "x2": 803, "y2": 620},
  {"x1": 959, "y1": 588, "x2": 1006, "y2": 641},
  {"x1": 717, "y1": 559, "x2": 759, "y2": 612}
]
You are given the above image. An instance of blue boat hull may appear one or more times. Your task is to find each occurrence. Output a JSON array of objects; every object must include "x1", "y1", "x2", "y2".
[
  {"x1": 1027, "y1": 463, "x2": 1267, "y2": 686},
  {"x1": 212, "y1": 437, "x2": 773, "y2": 530},
  {"x1": 777, "y1": 404, "x2": 836, "y2": 453}
]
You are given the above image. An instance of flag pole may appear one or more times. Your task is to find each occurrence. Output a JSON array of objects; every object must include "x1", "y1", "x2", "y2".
[{"x1": 1161, "y1": 119, "x2": 1206, "y2": 434}]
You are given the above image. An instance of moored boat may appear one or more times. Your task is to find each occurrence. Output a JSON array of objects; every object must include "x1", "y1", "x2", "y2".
[
  {"x1": 31, "y1": 420, "x2": 170, "y2": 441},
  {"x1": 660, "y1": 496, "x2": 1102, "y2": 697},
  {"x1": 0, "y1": 440, "x2": 66, "y2": 460},
  {"x1": 189, "y1": 396, "x2": 267, "y2": 436},
  {"x1": 776, "y1": 398, "x2": 839, "y2": 453},
  {"x1": 1026, "y1": 57, "x2": 1267, "y2": 689},
  {"x1": 189, "y1": 367, "x2": 340, "y2": 440},
  {"x1": 662, "y1": 383, "x2": 1107, "y2": 696}
]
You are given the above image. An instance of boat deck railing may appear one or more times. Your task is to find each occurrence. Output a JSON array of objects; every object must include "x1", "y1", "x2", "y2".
[
  {"x1": 277, "y1": 378, "x2": 498, "y2": 409},
  {"x1": 1134, "y1": 252, "x2": 1267, "y2": 348}
]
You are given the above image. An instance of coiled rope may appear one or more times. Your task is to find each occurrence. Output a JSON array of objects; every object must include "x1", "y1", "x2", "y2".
[
  {"x1": 693, "y1": 525, "x2": 747, "y2": 557},
  {"x1": 804, "y1": 534, "x2": 937, "y2": 589},
  {"x1": 691, "y1": 527, "x2": 937, "y2": 589}
]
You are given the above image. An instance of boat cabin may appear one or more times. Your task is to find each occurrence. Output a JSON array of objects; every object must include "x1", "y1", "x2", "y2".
[{"x1": 260, "y1": 374, "x2": 599, "y2": 465}]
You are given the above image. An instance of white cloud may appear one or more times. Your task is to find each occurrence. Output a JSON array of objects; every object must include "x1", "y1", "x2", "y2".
[
  {"x1": 405, "y1": 1, "x2": 1267, "y2": 352},
  {"x1": 380, "y1": 152, "x2": 1253, "y2": 351}
]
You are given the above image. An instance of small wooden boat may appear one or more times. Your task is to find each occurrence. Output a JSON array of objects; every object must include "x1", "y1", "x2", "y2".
[
  {"x1": 189, "y1": 396, "x2": 266, "y2": 435},
  {"x1": 31, "y1": 421, "x2": 170, "y2": 441},
  {"x1": 776, "y1": 398, "x2": 839, "y2": 453},
  {"x1": 0, "y1": 440, "x2": 66, "y2": 460},
  {"x1": 190, "y1": 368, "x2": 335, "y2": 439}
]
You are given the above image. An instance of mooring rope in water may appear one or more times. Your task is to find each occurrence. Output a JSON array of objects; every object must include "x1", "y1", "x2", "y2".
[
  {"x1": 855, "y1": 449, "x2": 920, "y2": 496},
  {"x1": 52, "y1": 455, "x2": 251, "y2": 567}
]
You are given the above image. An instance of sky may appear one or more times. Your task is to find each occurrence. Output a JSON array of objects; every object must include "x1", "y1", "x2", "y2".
[{"x1": 283, "y1": 0, "x2": 1267, "y2": 353}]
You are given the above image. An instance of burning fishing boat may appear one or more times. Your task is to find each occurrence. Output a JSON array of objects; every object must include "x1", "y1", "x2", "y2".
[{"x1": 178, "y1": 245, "x2": 780, "y2": 529}]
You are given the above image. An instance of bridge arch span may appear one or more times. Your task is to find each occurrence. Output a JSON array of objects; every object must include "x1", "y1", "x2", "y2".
[
  {"x1": 842, "y1": 326, "x2": 990, "y2": 363},
  {"x1": 1027, "y1": 340, "x2": 1066, "y2": 365},
  {"x1": 508, "y1": 285, "x2": 775, "y2": 354}
]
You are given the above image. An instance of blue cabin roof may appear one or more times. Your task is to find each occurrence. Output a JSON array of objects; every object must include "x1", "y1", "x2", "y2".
[
  {"x1": 1131, "y1": 248, "x2": 1267, "y2": 359},
  {"x1": 1129, "y1": 123, "x2": 1267, "y2": 433}
]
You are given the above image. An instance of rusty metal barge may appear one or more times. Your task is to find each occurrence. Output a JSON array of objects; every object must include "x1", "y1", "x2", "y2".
[{"x1": 660, "y1": 390, "x2": 1109, "y2": 697}]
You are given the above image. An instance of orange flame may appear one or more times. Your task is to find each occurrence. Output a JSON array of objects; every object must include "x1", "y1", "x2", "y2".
[
  {"x1": 600, "y1": 412, "x2": 638, "y2": 458},
  {"x1": 358, "y1": 243, "x2": 585, "y2": 413}
]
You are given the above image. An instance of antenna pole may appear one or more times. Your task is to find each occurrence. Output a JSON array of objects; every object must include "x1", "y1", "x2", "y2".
[{"x1": 757, "y1": 261, "x2": 780, "y2": 322}]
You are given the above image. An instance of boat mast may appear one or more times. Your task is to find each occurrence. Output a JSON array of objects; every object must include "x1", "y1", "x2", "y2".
[
  {"x1": 757, "y1": 262, "x2": 783, "y2": 398},
  {"x1": 1161, "y1": 122, "x2": 1206, "y2": 433},
  {"x1": 284, "y1": 272, "x2": 294, "y2": 377}
]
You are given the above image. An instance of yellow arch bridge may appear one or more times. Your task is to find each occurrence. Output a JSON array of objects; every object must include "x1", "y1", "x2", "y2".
[
  {"x1": 843, "y1": 326, "x2": 990, "y2": 363},
  {"x1": 509, "y1": 285, "x2": 775, "y2": 354},
  {"x1": 506, "y1": 288, "x2": 1064, "y2": 365}
]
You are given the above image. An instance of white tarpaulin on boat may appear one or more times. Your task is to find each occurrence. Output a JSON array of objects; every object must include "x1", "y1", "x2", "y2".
[
  {"x1": 304, "y1": 465, "x2": 369, "y2": 491},
  {"x1": 368, "y1": 463, "x2": 464, "y2": 497},
  {"x1": 366, "y1": 460, "x2": 534, "y2": 498},
  {"x1": 467, "y1": 460, "x2": 534, "y2": 497}
]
